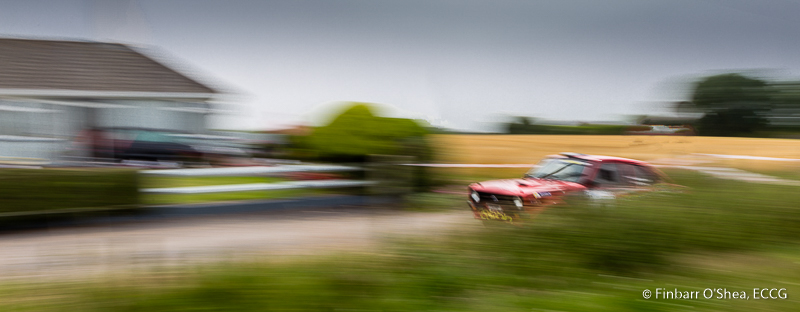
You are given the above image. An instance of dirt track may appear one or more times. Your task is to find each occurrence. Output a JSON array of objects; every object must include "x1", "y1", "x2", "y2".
[{"x1": 0, "y1": 209, "x2": 474, "y2": 281}]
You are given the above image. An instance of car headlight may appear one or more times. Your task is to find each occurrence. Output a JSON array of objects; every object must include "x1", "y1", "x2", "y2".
[
  {"x1": 471, "y1": 191, "x2": 480, "y2": 202},
  {"x1": 513, "y1": 197, "x2": 523, "y2": 209}
]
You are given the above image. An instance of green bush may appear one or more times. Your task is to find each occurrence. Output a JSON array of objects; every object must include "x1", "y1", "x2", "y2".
[
  {"x1": 0, "y1": 169, "x2": 139, "y2": 215},
  {"x1": 304, "y1": 103, "x2": 434, "y2": 191},
  {"x1": 309, "y1": 103, "x2": 428, "y2": 161}
]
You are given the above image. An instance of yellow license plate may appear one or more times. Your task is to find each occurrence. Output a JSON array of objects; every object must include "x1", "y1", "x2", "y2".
[{"x1": 479, "y1": 209, "x2": 513, "y2": 222}]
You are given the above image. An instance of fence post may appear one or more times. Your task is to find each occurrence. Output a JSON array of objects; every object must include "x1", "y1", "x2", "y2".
[{"x1": 366, "y1": 155, "x2": 414, "y2": 205}]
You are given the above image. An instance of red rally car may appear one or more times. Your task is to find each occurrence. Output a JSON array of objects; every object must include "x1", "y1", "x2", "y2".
[{"x1": 468, "y1": 153, "x2": 667, "y2": 223}]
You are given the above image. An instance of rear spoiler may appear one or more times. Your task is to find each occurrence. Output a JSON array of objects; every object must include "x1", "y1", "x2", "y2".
[{"x1": 560, "y1": 152, "x2": 587, "y2": 158}]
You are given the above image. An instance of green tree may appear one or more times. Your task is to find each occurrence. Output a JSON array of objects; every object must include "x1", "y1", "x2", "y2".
[
  {"x1": 307, "y1": 103, "x2": 433, "y2": 191},
  {"x1": 309, "y1": 103, "x2": 428, "y2": 162},
  {"x1": 771, "y1": 81, "x2": 800, "y2": 107},
  {"x1": 690, "y1": 73, "x2": 771, "y2": 136},
  {"x1": 691, "y1": 73, "x2": 771, "y2": 110},
  {"x1": 696, "y1": 108, "x2": 768, "y2": 137},
  {"x1": 506, "y1": 116, "x2": 533, "y2": 134}
]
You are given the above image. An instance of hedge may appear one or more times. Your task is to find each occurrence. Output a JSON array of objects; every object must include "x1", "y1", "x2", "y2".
[
  {"x1": 0, "y1": 169, "x2": 139, "y2": 216},
  {"x1": 507, "y1": 124, "x2": 628, "y2": 135}
]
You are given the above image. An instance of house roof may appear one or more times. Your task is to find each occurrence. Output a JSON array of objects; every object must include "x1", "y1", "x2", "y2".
[{"x1": 0, "y1": 38, "x2": 216, "y2": 95}]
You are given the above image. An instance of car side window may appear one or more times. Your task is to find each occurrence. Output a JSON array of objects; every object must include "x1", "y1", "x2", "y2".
[
  {"x1": 632, "y1": 165, "x2": 660, "y2": 185},
  {"x1": 594, "y1": 163, "x2": 621, "y2": 185},
  {"x1": 616, "y1": 163, "x2": 636, "y2": 185}
]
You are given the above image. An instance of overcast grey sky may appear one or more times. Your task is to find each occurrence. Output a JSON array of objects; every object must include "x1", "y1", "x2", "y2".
[{"x1": 2, "y1": 0, "x2": 800, "y2": 131}]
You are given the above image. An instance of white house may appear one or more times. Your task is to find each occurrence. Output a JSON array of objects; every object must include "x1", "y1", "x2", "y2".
[{"x1": 0, "y1": 38, "x2": 219, "y2": 164}]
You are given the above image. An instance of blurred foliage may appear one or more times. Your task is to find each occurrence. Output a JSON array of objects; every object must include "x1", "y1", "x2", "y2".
[
  {"x1": 366, "y1": 154, "x2": 414, "y2": 198},
  {"x1": 308, "y1": 103, "x2": 429, "y2": 162},
  {"x1": 6, "y1": 169, "x2": 800, "y2": 311},
  {"x1": 294, "y1": 103, "x2": 434, "y2": 191},
  {"x1": 0, "y1": 169, "x2": 138, "y2": 215},
  {"x1": 772, "y1": 82, "x2": 800, "y2": 108},
  {"x1": 691, "y1": 73, "x2": 771, "y2": 111},
  {"x1": 402, "y1": 192, "x2": 464, "y2": 212},
  {"x1": 737, "y1": 168, "x2": 800, "y2": 182},
  {"x1": 688, "y1": 74, "x2": 771, "y2": 136},
  {"x1": 633, "y1": 73, "x2": 800, "y2": 137},
  {"x1": 505, "y1": 117, "x2": 628, "y2": 135},
  {"x1": 430, "y1": 167, "x2": 529, "y2": 186},
  {"x1": 696, "y1": 108, "x2": 768, "y2": 136}
]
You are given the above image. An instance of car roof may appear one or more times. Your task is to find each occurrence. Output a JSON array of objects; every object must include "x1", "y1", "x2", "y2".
[{"x1": 549, "y1": 153, "x2": 651, "y2": 166}]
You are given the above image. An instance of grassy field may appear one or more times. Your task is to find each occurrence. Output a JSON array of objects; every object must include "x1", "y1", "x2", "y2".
[
  {"x1": 3, "y1": 168, "x2": 800, "y2": 311},
  {"x1": 749, "y1": 169, "x2": 800, "y2": 181}
]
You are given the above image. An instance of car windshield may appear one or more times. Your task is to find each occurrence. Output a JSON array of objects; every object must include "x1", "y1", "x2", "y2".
[{"x1": 525, "y1": 158, "x2": 589, "y2": 182}]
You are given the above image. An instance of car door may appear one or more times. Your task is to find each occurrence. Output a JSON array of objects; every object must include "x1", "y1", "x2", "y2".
[
  {"x1": 586, "y1": 162, "x2": 635, "y2": 199},
  {"x1": 593, "y1": 162, "x2": 622, "y2": 187},
  {"x1": 616, "y1": 163, "x2": 664, "y2": 197},
  {"x1": 620, "y1": 164, "x2": 660, "y2": 187}
]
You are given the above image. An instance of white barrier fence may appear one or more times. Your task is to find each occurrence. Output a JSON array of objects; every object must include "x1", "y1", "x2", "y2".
[
  {"x1": 140, "y1": 164, "x2": 361, "y2": 177},
  {"x1": 140, "y1": 165, "x2": 369, "y2": 194},
  {"x1": 142, "y1": 180, "x2": 375, "y2": 194}
]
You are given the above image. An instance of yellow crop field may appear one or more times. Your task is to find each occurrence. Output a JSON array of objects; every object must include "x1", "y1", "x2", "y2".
[{"x1": 430, "y1": 135, "x2": 800, "y2": 172}]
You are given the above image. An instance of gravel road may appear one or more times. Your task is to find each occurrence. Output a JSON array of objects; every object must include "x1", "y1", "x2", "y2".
[{"x1": 0, "y1": 208, "x2": 474, "y2": 281}]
